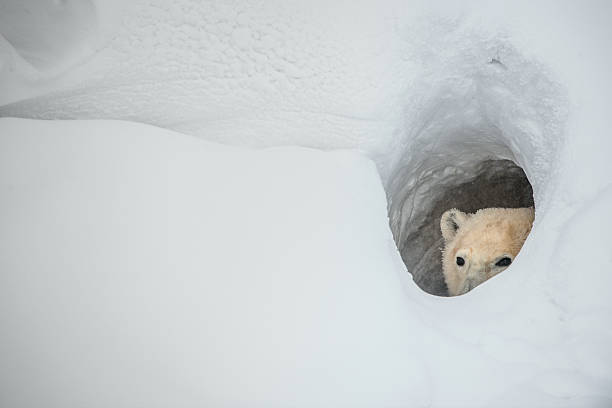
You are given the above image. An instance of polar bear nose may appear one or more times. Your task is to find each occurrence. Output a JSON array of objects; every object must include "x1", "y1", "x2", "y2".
[
  {"x1": 462, "y1": 278, "x2": 478, "y2": 294},
  {"x1": 466, "y1": 279, "x2": 476, "y2": 291}
]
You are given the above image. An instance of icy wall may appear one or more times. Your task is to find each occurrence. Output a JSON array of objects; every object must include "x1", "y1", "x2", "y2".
[{"x1": 1, "y1": 0, "x2": 612, "y2": 406}]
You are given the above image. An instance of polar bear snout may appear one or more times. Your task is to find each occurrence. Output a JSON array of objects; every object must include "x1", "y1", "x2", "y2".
[
  {"x1": 463, "y1": 278, "x2": 477, "y2": 295},
  {"x1": 455, "y1": 259, "x2": 493, "y2": 295}
]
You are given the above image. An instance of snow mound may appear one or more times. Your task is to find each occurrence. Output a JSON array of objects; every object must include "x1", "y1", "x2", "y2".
[
  {"x1": 2, "y1": 117, "x2": 611, "y2": 407},
  {"x1": 0, "y1": 118, "x2": 425, "y2": 407}
]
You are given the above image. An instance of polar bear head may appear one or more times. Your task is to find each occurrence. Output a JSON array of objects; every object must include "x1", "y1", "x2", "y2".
[{"x1": 440, "y1": 207, "x2": 535, "y2": 296}]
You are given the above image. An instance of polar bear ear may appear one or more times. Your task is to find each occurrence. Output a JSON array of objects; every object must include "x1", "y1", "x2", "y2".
[{"x1": 440, "y1": 209, "x2": 469, "y2": 242}]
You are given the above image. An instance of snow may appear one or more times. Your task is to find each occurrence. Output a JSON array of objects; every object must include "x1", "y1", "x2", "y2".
[{"x1": 1, "y1": 0, "x2": 612, "y2": 406}]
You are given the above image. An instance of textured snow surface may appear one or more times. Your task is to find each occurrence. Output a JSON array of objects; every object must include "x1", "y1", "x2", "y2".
[{"x1": 1, "y1": 0, "x2": 612, "y2": 406}]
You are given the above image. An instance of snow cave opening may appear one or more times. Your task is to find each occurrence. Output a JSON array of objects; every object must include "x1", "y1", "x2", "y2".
[
  {"x1": 384, "y1": 53, "x2": 565, "y2": 296},
  {"x1": 388, "y1": 154, "x2": 534, "y2": 297}
]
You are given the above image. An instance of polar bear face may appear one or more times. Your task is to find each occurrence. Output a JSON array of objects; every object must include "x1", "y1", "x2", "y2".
[{"x1": 440, "y1": 207, "x2": 535, "y2": 296}]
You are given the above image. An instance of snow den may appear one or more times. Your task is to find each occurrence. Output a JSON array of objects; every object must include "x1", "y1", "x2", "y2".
[
  {"x1": 385, "y1": 47, "x2": 566, "y2": 296},
  {"x1": 2, "y1": 1, "x2": 612, "y2": 406}
]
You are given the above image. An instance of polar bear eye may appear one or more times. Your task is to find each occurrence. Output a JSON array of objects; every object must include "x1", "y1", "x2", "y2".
[
  {"x1": 496, "y1": 257, "x2": 512, "y2": 267},
  {"x1": 456, "y1": 257, "x2": 465, "y2": 266}
]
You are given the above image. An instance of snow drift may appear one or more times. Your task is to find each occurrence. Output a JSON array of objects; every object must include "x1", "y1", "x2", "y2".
[{"x1": 1, "y1": 0, "x2": 611, "y2": 407}]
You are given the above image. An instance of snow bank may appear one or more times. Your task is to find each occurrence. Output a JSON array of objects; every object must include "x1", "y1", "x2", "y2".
[
  {"x1": 1, "y1": 0, "x2": 612, "y2": 406},
  {"x1": 0, "y1": 118, "x2": 429, "y2": 407}
]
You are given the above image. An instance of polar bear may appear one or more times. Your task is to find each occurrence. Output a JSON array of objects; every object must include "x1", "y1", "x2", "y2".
[{"x1": 440, "y1": 207, "x2": 535, "y2": 296}]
